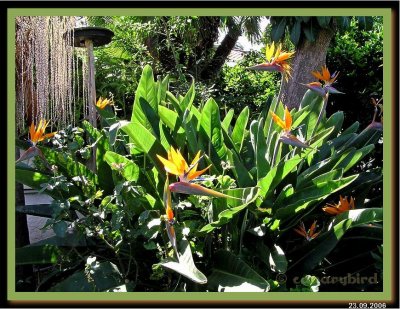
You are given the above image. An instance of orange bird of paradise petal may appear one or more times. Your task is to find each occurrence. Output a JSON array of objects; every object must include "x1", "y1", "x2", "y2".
[
  {"x1": 29, "y1": 119, "x2": 56, "y2": 145},
  {"x1": 157, "y1": 147, "x2": 211, "y2": 182},
  {"x1": 95, "y1": 97, "x2": 113, "y2": 110},
  {"x1": 322, "y1": 196, "x2": 355, "y2": 215},
  {"x1": 311, "y1": 65, "x2": 339, "y2": 86},
  {"x1": 270, "y1": 106, "x2": 292, "y2": 132},
  {"x1": 248, "y1": 42, "x2": 295, "y2": 80},
  {"x1": 294, "y1": 221, "x2": 320, "y2": 241}
]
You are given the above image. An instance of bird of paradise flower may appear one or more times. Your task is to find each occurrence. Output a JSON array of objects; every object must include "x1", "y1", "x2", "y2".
[
  {"x1": 367, "y1": 97, "x2": 383, "y2": 131},
  {"x1": 95, "y1": 97, "x2": 113, "y2": 110},
  {"x1": 322, "y1": 195, "x2": 355, "y2": 215},
  {"x1": 16, "y1": 119, "x2": 56, "y2": 168},
  {"x1": 247, "y1": 42, "x2": 295, "y2": 81},
  {"x1": 294, "y1": 220, "x2": 321, "y2": 241},
  {"x1": 270, "y1": 106, "x2": 310, "y2": 149},
  {"x1": 158, "y1": 147, "x2": 239, "y2": 254},
  {"x1": 157, "y1": 147, "x2": 235, "y2": 198},
  {"x1": 303, "y1": 65, "x2": 343, "y2": 96}
]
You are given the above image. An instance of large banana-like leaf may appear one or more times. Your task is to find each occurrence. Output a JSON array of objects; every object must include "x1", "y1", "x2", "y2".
[
  {"x1": 104, "y1": 151, "x2": 140, "y2": 182},
  {"x1": 226, "y1": 149, "x2": 255, "y2": 187},
  {"x1": 273, "y1": 175, "x2": 358, "y2": 224},
  {"x1": 160, "y1": 238, "x2": 207, "y2": 284},
  {"x1": 120, "y1": 120, "x2": 166, "y2": 177},
  {"x1": 297, "y1": 145, "x2": 374, "y2": 188},
  {"x1": 199, "y1": 98, "x2": 227, "y2": 172},
  {"x1": 207, "y1": 250, "x2": 270, "y2": 292},
  {"x1": 289, "y1": 208, "x2": 383, "y2": 274},
  {"x1": 16, "y1": 245, "x2": 61, "y2": 265},
  {"x1": 231, "y1": 106, "x2": 249, "y2": 153},
  {"x1": 258, "y1": 155, "x2": 303, "y2": 199},
  {"x1": 221, "y1": 109, "x2": 235, "y2": 132},
  {"x1": 131, "y1": 64, "x2": 158, "y2": 132},
  {"x1": 15, "y1": 168, "x2": 81, "y2": 199},
  {"x1": 199, "y1": 187, "x2": 259, "y2": 233},
  {"x1": 48, "y1": 261, "x2": 126, "y2": 292}
]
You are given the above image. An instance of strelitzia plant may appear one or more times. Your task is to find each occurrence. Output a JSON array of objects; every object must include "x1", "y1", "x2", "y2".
[
  {"x1": 95, "y1": 97, "x2": 113, "y2": 110},
  {"x1": 157, "y1": 147, "x2": 234, "y2": 199},
  {"x1": 303, "y1": 65, "x2": 343, "y2": 96},
  {"x1": 367, "y1": 97, "x2": 383, "y2": 131},
  {"x1": 16, "y1": 119, "x2": 56, "y2": 168},
  {"x1": 322, "y1": 196, "x2": 355, "y2": 215},
  {"x1": 270, "y1": 106, "x2": 310, "y2": 149},
  {"x1": 248, "y1": 42, "x2": 295, "y2": 81},
  {"x1": 294, "y1": 221, "x2": 321, "y2": 242}
]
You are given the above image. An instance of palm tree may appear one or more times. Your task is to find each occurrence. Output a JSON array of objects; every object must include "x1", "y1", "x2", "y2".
[{"x1": 200, "y1": 16, "x2": 264, "y2": 80}]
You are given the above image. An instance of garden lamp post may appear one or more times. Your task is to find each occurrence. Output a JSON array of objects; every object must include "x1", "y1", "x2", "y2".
[{"x1": 70, "y1": 27, "x2": 114, "y2": 128}]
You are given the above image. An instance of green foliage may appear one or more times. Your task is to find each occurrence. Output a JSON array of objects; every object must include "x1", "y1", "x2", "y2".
[
  {"x1": 269, "y1": 16, "x2": 374, "y2": 46},
  {"x1": 16, "y1": 65, "x2": 382, "y2": 292},
  {"x1": 216, "y1": 51, "x2": 280, "y2": 113}
]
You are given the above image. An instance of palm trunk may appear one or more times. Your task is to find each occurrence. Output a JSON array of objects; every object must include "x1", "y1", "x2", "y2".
[
  {"x1": 281, "y1": 28, "x2": 335, "y2": 109},
  {"x1": 200, "y1": 28, "x2": 240, "y2": 80}
]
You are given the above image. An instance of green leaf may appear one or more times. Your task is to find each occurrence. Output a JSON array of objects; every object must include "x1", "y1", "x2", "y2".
[
  {"x1": 258, "y1": 155, "x2": 303, "y2": 199},
  {"x1": 316, "y1": 16, "x2": 331, "y2": 28},
  {"x1": 221, "y1": 109, "x2": 235, "y2": 132},
  {"x1": 160, "y1": 238, "x2": 207, "y2": 284},
  {"x1": 290, "y1": 21, "x2": 301, "y2": 46},
  {"x1": 16, "y1": 168, "x2": 57, "y2": 198},
  {"x1": 298, "y1": 16, "x2": 311, "y2": 23},
  {"x1": 53, "y1": 221, "x2": 68, "y2": 238},
  {"x1": 232, "y1": 106, "x2": 249, "y2": 152},
  {"x1": 299, "y1": 89, "x2": 321, "y2": 109},
  {"x1": 16, "y1": 245, "x2": 61, "y2": 265},
  {"x1": 269, "y1": 244, "x2": 287, "y2": 273},
  {"x1": 303, "y1": 18, "x2": 317, "y2": 42},
  {"x1": 48, "y1": 261, "x2": 124, "y2": 292},
  {"x1": 82, "y1": 121, "x2": 113, "y2": 194},
  {"x1": 342, "y1": 127, "x2": 382, "y2": 150},
  {"x1": 273, "y1": 175, "x2": 358, "y2": 223},
  {"x1": 166, "y1": 91, "x2": 183, "y2": 115},
  {"x1": 157, "y1": 74, "x2": 169, "y2": 105},
  {"x1": 358, "y1": 16, "x2": 373, "y2": 30},
  {"x1": 39, "y1": 146, "x2": 97, "y2": 187},
  {"x1": 158, "y1": 106, "x2": 186, "y2": 147},
  {"x1": 31, "y1": 229, "x2": 87, "y2": 247},
  {"x1": 323, "y1": 111, "x2": 344, "y2": 138},
  {"x1": 271, "y1": 17, "x2": 287, "y2": 42},
  {"x1": 199, "y1": 98, "x2": 227, "y2": 171},
  {"x1": 16, "y1": 204, "x2": 59, "y2": 218},
  {"x1": 131, "y1": 65, "x2": 158, "y2": 133},
  {"x1": 328, "y1": 208, "x2": 383, "y2": 230},
  {"x1": 227, "y1": 149, "x2": 255, "y2": 187},
  {"x1": 179, "y1": 81, "x2": 195, "y2": 111},
  {"x1": 199, "y1": 187, "x2": 259, "y2": 233},
  {"x1": 310, "y1": 133, "x2": 356, "y2": 165},
  {"x1": 336, "y1": 17, "x2": 351, "y2": 31},
  {"x1": 120, "y1": 120, "x2": 166, "y2": 177},
  {"x1": 298, "y1": 145, "x2": 374, "y2": 187},
  {"x1": 104, "y1": 151, "x2": 140, "y2": 182},
  {"x1": 207, "y1": 250, "x2": 270, "y2": 292},
  {"x1": 291, "y1": 209, "x2": 382, "y2": 274}
]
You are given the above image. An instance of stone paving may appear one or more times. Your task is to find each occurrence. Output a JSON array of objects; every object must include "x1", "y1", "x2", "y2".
[{"x1": 24, "y1": 189, "x2": 55, "y2": 243}]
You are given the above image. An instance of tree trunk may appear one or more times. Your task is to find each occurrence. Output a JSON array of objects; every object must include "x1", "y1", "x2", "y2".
[
  {"x1": 281, "y1": 28, "x2": 335, "y2": 109},
  {"x1": 200, "y1": 28, "x2": 240, "y2": 80}
]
